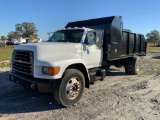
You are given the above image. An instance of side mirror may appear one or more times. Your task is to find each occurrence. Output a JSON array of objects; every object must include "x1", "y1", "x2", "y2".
[{"x1": 94, "y1": 29, "x2": 104, "y2": 49}]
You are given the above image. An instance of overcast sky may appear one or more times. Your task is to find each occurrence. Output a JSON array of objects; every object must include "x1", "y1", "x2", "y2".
[{"x1": 0, "y1": 0, "x2": 159, "y2": 40}]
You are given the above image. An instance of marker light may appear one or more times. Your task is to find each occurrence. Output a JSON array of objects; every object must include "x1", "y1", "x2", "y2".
[{"x1": 42, "y1": 66, "x2": 60, "y2": 75}]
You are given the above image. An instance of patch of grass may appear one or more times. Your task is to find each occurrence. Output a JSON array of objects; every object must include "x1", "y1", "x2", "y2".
[
  {"x1": 147, "y1": 47, "x2": 160, "y2": 53},
  {"x1": 138, "y1": 58, "x2": 160, "y2": 77},
  {"x1": 0, "y1": 46, "x2": 14, "y2": 61},
  {"x1": 150, "y1": 60, "x2": 160, "y2": 75}
]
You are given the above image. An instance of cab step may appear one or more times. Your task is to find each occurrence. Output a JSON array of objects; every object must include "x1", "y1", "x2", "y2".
[{"x1": 89, "y1": 68, "x2": 106, "y2": 84}]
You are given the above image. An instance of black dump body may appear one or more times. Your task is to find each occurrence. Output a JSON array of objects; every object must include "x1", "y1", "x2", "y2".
[{"x1": 66, "y1": 16, "x2": 147, "y2": 61}]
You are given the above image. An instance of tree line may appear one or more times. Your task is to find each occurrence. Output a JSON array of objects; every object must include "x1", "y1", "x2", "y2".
[
  {"x1": 0, "y1": 23, "x2": 160, "y2": 43},
  {"x1": 146, "y1": 30, "x2": 160, "y2": 44},
  {"x1": 0, "y1": 22, "x2": 38, "y2": 40}
]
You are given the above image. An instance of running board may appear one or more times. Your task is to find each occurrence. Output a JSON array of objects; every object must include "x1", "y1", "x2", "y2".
[{"x1": 89, "y1": 68, "x2": 106, "y2": 84}]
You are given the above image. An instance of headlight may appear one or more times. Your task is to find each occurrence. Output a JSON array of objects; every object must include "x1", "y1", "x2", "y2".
[{"x1": 42, "y1": 66, "x2": 60, "y2": 75}]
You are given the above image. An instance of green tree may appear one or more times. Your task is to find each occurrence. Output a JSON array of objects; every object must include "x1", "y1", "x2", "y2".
[
  {"x1": 7, "y1": 31, "x2": 20, "y2": 39},
  {"x1": 15, "y1": 22, "x2": 38, "y2": 38},
  {"x1": 0, "y1": 36, "x2": 7, "y2": 40},
  {"x1": 146, "y1": 30, "x2": 160, "y2": 45}
]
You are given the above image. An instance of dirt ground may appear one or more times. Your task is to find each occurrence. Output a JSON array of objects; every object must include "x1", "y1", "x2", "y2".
[{"x1": 1, "y1": 53, "x2": 160, "y2": 120}]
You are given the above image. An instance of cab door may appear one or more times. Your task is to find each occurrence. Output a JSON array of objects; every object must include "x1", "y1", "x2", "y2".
[{"x1": 82, "y1": 30, "x2": 103, "y2": 69}]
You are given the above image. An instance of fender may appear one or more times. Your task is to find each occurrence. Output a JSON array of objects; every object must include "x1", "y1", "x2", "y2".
[{"x1": 33, "y1": 55, "x2": 90, "y2": 81}]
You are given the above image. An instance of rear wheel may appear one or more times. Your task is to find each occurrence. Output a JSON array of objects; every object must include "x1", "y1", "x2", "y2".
[
  {"x1": 124, "y1": 58, "x2": 132, "y2": 74},
  {"x1": 54, "y1": 69, "x2": 85, "y2": 107},
  {"x1": 130, "y1": 57, "x2": 141, "y2": 75}
]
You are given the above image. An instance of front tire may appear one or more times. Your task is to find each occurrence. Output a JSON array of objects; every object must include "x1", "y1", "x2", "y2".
[{"x1": 54, "y1": 69, "x2": 85, "y2": 107}]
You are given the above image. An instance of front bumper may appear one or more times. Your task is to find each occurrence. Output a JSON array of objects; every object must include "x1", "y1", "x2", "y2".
[{"x1": 9, "y1": 71, "x2": 56, "y2": 93}]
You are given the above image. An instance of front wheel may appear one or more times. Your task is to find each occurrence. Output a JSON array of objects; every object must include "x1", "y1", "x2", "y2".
[{"x1": 54, "y1": 69, "x2": 85, "y2": 107}]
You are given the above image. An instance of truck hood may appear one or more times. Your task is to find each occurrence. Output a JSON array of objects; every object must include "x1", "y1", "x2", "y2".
[{"x1": 14, "y1": 42, "x2": 80, "y2": 60}]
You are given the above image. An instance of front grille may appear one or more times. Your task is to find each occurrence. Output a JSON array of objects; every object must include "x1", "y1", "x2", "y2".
[{"x1": 12, "y1": 50, "x2": 34, "y2": 76}]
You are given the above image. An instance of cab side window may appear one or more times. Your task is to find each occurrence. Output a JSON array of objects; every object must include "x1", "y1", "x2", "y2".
[{"x1": 84, "y1": 31, "x2": 96, "y2": 45}]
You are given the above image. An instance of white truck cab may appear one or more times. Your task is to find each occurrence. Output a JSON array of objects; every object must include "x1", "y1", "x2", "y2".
[
  {"x1": 11, "y1": 28, "x2": 103, "y2": 78},
  {"x1": 9, "y1": 27, "x2": 105, "y2": 106}
]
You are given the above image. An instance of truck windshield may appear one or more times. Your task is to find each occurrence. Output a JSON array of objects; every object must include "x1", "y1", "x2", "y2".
[{"x1": 48, "y1": 30, "x2": 84, "y2": 43}]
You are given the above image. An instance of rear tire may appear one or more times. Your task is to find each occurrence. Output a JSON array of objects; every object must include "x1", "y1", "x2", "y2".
[
  {"x1": 54, "y1": 69, "x2": 85, "y2": 107},
  {"x1": 130, "y1": 57, "x2": 141, "y2": 75},
  {"x1": 124, "y1": 58, "x2": 132, "y2": 74}
]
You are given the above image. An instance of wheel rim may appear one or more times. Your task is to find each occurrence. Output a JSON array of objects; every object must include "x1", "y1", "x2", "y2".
[{"x1": 66, "y1": 77, "x2": 81, "y2": 100}]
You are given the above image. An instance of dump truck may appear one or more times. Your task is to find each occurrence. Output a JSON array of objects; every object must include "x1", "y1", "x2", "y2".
[{"x1": 9, "y1": 16, "x2": 147, "y2": 106}]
